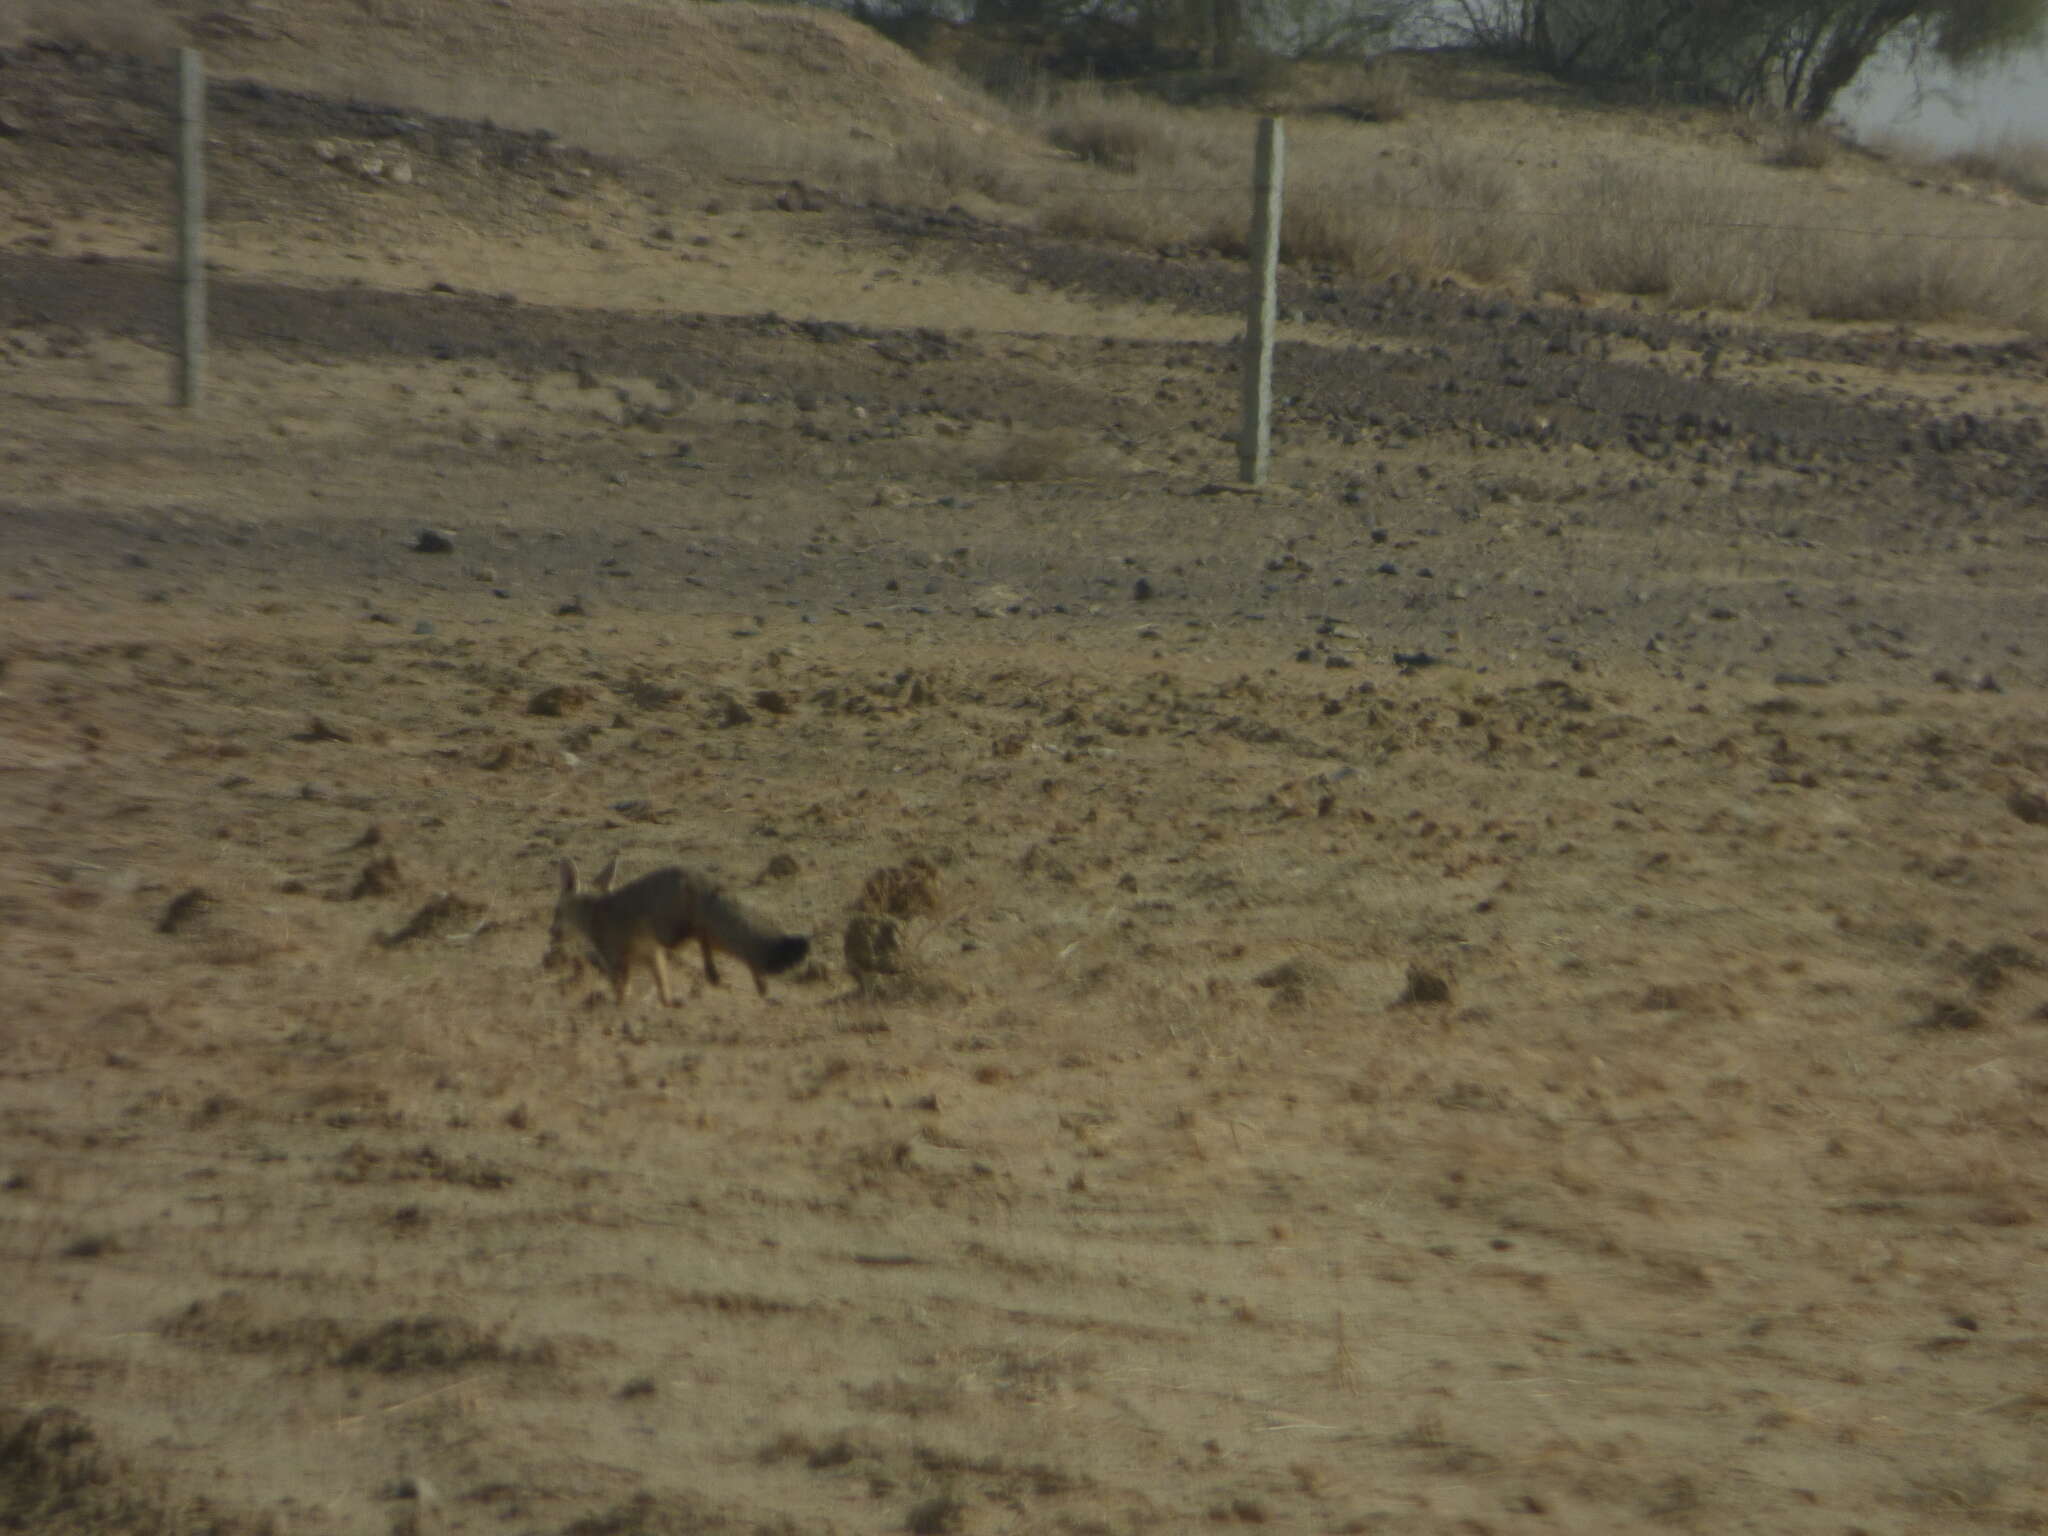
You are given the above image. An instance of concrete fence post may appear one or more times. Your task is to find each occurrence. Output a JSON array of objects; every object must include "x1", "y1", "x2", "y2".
[
  {"x1": 174, "y1": 47, "x2": 205, "y2": 408},
  {"x1": 1237, "y1": 115, "x2": 1284, "y2": 486}
]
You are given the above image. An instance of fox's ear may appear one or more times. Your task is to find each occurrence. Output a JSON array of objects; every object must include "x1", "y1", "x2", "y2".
[
  {"x1": 558, "y1": 858, "x2": 579, "y2": 894},
  {"x1": 594, "y1": 857, "x2": 619, "y2": 893}
]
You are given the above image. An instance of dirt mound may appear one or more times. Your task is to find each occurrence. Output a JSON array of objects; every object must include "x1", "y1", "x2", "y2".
[{"x1": 142, "y1": 0, "x2": 1020, "y2": 157}]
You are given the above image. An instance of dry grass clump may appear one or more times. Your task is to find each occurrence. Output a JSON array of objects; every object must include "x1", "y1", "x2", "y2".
[
  {"x1": 1039, "y1": 81, "x2": 1239, "y2": 176},
  {"x1": 1041, "y1": 182, "x2": 1207, "y2": 247},
  {"x1": 1537, "y1": 157, "x2": 1791, "y2": 309},
  {"x1": 1945, "y1": 135, "x2": 2048, "y2": 203},
  {"x1": 1763, "y1": 116, "x2": 1840, "y2": 171},
  {"x1": 1795, "y1": 233, "x2": 2047, "y2": 325},
  {"x1": 1043, "y1": 89, "x2": 1181, "y2": 173},
  {"x1": 1326, "y1": 56, "x2": 1418, "y2": 124},
  {"x1": 890, "y1": 128, "x2": 1041, "y2": 206},
  {"x1": 1263, "y1": 144, "x2": 1527, "y2": 283},
  {"x1": 1224, "y1": 51, "x2": 1303, "y2": 105},
  {"x1": 1021, "y1": 78, "x2": 2048, "y2": 331}
]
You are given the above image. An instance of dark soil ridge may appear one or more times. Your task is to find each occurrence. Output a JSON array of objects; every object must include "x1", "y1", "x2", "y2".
[
  {"x1": 0, "y1": 40, "x2": 616, "y2": 174},
  {"x1": 4, "y1": 242, "x2": 2039, "y2": 516}
]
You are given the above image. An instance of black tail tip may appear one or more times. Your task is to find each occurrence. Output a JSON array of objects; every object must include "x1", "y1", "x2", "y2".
[{"x1": 764, "y1": 935, "x2": 810, "y2": 975}]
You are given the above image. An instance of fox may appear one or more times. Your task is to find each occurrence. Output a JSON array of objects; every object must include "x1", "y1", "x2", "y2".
[{"x1": 550, "y1": 857, "x2": 810, "y2": 1007}]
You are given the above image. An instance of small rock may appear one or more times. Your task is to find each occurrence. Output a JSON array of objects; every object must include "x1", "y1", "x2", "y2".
[
  {"x1": 1132, "y1": 576, "x2": 1154, "y2": 601},
  {"x1": 157, "y1": 887, "x2": 215, "y2": 935},
  {"x1": 413, "y1": 528, "x2": 455, "y2": 554},
  {"x1": 527, "y1": 684, "x2": 590, "y2": 717}
]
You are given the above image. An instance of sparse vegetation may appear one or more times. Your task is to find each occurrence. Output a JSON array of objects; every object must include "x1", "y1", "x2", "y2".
[
  {"x1": 1327, "y1": 53, "x2": 1418, "y2": 122},
  {"x1": 1946, "y1": 134, "x2": 2048, "y2": 202},
  {"x1": 1003, "y1": 71, "x2": 2048, "y2": 330},
  {"x1": 1764, "y1": 114, "x2": 1840, "y2": 170}
]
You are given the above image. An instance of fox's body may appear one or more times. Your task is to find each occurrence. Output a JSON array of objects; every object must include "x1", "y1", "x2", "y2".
[{"x1": 551, "y1": 858, "x2": 809, "y2": 1007}]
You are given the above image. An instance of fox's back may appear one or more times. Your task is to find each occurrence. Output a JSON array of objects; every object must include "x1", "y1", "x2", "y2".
[{"x1": 606, "y1": 867, "x2": 707, "y2": 949}]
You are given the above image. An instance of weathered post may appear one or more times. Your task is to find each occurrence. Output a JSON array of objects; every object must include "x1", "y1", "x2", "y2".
[
  {"x1": 1237, "y1": 115, "x2": 1284, "y2": 486},
  {"x1": 174, "y1": 47, "x2": 205, "y2": 408}
]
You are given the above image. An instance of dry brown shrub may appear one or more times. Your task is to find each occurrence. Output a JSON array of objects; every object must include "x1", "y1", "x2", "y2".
[
  {"x1": 1041, "y1": 86, "x2": 1187, "y2": 175},
  {"x1": 858, "y1": 858, "x2": 941, "y2": 919},
  {"x1": 1796, "y1": 233, "x2": 2042, "y2": 325},
  {"x1": 891, "y1": 128, "x2": 1038, "y2": 206},
  {"x1": 1764, "y1": 116, "x2": 1839, "y2": 171},
  {"x1": 1033, "y1": 83, "x2": 1242, "y2": 184},
  {"x1": 1945, "y1": 135, "x2": 2048, "y2": 203},
  {"x1": 1329, "y1": 56, "x2": 1417, "y2": 124},
  {"x1": 1226, "y1": 52, "x2": 1301, "y2": 105},
  {"x1": 1267, "y1": 144, "x2": 1526, "y2": 284},
  {"x1": 1536, "y1": 157, "x2": 1788, "y2": 309},
  {"x1": 844, "y1": 911, "x2": 905, "y2": 978},
  {"x1": 1040, "y1": 183, "x2": 1203, "y2": 248}
]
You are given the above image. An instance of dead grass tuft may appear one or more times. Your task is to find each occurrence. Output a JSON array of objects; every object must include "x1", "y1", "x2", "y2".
[
  {"x1": 1041, "y1": 183, "x2": 1203, "y2": 249},
  {"x1": 1042, "y1": 85, "x2": 1189, "y2": 175},
  {"x1": 1763, "y1": 116, "x2": 1839, "y2": 171},
  {"x1": 1945, "y1": 136, "x2": 2048, "y2": 203},
  {"x1": 858, "y1": 858, "x2": 942, "y2": 918},
  {"x1": 1798, "y1": 233, "x2": 2046, "y2": 326},
  {"x1": 1327, "y1": 57, "x2": 1418, "y2": 124}
]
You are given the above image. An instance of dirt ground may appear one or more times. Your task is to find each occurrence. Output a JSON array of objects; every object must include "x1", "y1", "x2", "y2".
[{"x1": 5, "y1": 11, "x2": 2048, "y2": 1536}]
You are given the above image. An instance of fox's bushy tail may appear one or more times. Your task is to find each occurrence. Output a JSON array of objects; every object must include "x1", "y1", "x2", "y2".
[{"x1": 759, "y1": 934, "x2": 810, "y2": 975}]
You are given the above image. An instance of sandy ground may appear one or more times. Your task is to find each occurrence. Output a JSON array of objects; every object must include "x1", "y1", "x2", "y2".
[{"x1": 5, "y1": 10, "x2": 2048, "y2": 1535}]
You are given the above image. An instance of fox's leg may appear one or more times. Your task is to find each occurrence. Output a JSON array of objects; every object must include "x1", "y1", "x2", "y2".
[
  {"x1": 610, "y1": 958, "x2": 632, "y2": 1006},
  {"x1": 746, "y1": 964, "x2": 769, "y2": 998},
  {"x1": 699, "y1": 937, "x2": 723, "y2": 988},
  {"x1": 652, "y1": 947, "x2": 677, "y2": 1007}
]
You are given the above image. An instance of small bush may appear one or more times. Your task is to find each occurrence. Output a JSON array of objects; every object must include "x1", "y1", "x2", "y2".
[
  {"x1": 1330, "y1": 57, "x2": 1417, "y2": 124},
  {"x1": 1041, "y1": 183, "x2": 1201, "y2": 249},
  {"x1": 892, "y1": 129, "x2": 1037, "y2": 206},
  {"x1": 1042, "y1": 85, "x2": 1185, "y2": 174},
  {"x1": 1765, "y1": 117, "x2": 1839, "y2": 171},
  {"x1": 1226, "y1": 51, "x2": 1300, "y2": 104},
  {"x1": 1795, "y1": 234, "x2": 2039, "y2": 325}
]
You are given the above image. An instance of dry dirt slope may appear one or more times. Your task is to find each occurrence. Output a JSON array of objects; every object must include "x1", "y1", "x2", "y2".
[{"x1": 5, "y1": 5, "x2": 2048, "y2": 1536}]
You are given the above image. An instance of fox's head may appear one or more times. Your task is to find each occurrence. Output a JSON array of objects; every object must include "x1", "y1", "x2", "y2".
[{"x1": 544, "y1": 856, "x2": 618, "y2": 971}]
